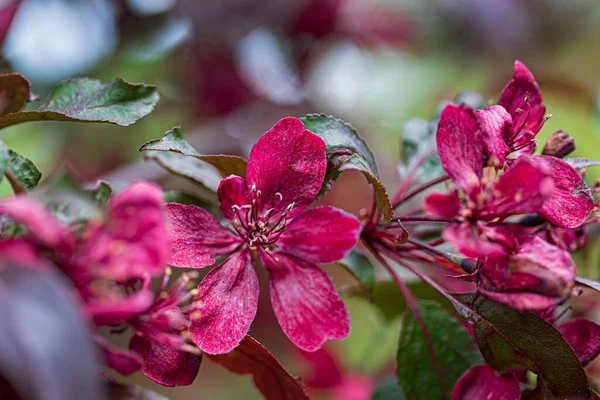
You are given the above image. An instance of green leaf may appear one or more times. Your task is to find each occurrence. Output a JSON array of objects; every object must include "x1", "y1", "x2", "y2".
[
  {"x1": 337, "y1": 251, "x2": 375, "y2": 296},
  {"x1": 140, "y1": 127, "x2": 247, "y2": 178},
  {"x1": 163, "y1": 190, "x2": 218, "y2": 215},
  {"x1": 372, "y1": 378, "x2": 405, "y2": 400},
  {"x1": 398, "y1": 118, "x2": 444, "y2": 183},
  {"x1": 454, "y1": 293, "x2": 590, "y2": 399},
  {"x1": 144, "y1": 151, "x2": 222, "y2": 192},
  {"x1": 397, "y1": 302, "x2": 483, "y2": 400},
  {"x1": 0, "y1": 78, "x2": 159, "y2": 129},
  {"x1": 0, "y1": 141, "x2": 9, "y2": 183},
  {"x1": 0, "y1": 73, "x2": 34, "y2": 116},
  {"x1": 6, "y1": 150, "x2": 41, "y2": 193},
  {"x1": 88, "y1": 180, "x2": 112, "y2": 208},
  {"x1": 39, "y1": 173, "x2": 101, "y2": 225},
  {"x1": 300, "y1": 114, "x2": 392, "y2": 223}
]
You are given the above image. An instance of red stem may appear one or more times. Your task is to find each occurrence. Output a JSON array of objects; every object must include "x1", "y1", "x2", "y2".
[{"x1": 392, "y1": 174, "x2": 450, "y2": 209}]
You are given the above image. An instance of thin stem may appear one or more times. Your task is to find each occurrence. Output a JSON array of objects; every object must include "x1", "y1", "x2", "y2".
[
  {"x1": 392, "y1": 174, "x2": 450, "y2": 209},
  {"x1": 364, "y1": 240, "x2": 447, "y2": 396},
  {"x1": 407, "y1": 237, "x2": 449, "y2": 258},
  {"x1": 399, "y1": 215, "x2": 455, "y2": 223}
]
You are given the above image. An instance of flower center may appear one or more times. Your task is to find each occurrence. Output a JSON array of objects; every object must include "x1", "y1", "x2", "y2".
[{"x1": 230, "y1": 188, "x2": 294, "y2": 250}]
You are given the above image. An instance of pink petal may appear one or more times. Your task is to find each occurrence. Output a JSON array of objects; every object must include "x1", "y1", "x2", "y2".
[
  {"x1": 102, "y1": 345, "x2": 144, "y2": 376},
  {"x1": 443, "y1": 222, "x2": 509, "y2": 262},
  {"x1": 129, "y1": 336, "x2": 201, "y2": 386},
  {"x1": 0, "y1": 239, "x2": 48, "y2": 269},
  {"x1": 476, "y1": 105, "x2": 512, "y2": 167},
  {"x1": 424, "y1": 190, "x2": 461, "y2": 219},
  {"x1": 537, "y1": 155, "x2": 594, "y2": 228},
  {"x1": 479, "y1": 237, "x2": 575, "y2": 311},
  {"x1": 190, "y1": 250, "x2": 258, "y2": 354},
  {"x1": 166, "y1": 203, "x2": 242, "y2": 269},
  {"x1": 78, "y1": 181, "x2": 170, "y2": 280},
  {"x1": 558, "y1": 318, "x2": 600, "y2": 366},
  {"x1": 218, "y1": 175, "x2": 249, "y2": 220},
  {"x1": 261, "y1": 251, "x2": 350, "y2": 351},
  {"x1": 479, "y1": 156, "x2": 553, "y2": 220},
  {"x1": 298, "y1": 347, "x2": 343, "y2": 389},
  {"x1": 451, "y1": 364, "x2": 520, "y2": 400},
  {"x1": 436, "y1": 104, "x2": 483, "y2": 196},
  {"x1": 278, "y1": 206, "x2": 361, "y2": 264},
  {"x1": 246, "y1": 117, "x2": 326, "y2": 218},
  {"x1": 0, "y1": 196, "x2": 71, "y2": 250},
  {"x1": 498, "y1": 60, "x2": 546, "y2": 139},
  {"x1": 88, "y1": 290, "x2": 154, "y2": 326}
]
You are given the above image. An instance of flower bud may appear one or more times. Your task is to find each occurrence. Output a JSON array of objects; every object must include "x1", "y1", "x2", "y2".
[{"x1": 542, "y1": 130, "x2": 575, "y2": 158}]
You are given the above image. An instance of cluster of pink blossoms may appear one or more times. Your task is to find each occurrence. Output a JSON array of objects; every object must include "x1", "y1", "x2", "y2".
[{"x1": 2, "y1": 60, "x2": 600, "y2": 399}]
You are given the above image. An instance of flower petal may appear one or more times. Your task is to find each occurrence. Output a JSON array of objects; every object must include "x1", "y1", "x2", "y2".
[
  {"x1": 190, "y1": 250, "x2": 258, "y2": 354},
  {"x1": 476, "y1": 105, "x2": 511, "y2": 167},
  {"x1": 451, "y1": 364, "x2": 520, "y2": 400},
  {"x1": 218, "y1": 175, "x2": 249, "y2": 220},
  {"x1": 537, "y1": 155, "x2": 594, "y2": 228},
  {"x1": 102, "y1": 345, "x2": 143, "y2": 376},
  {"x1": 78, "y1": 181, "x2": 170, "y2": 280},
  {"x1": 261, "y1": 251, "x2": 350, "y2": 351},
  {"x1": 558, "y1": 318, "x2": 600, "y2": 366},
  {"x1": 443, "y1": 222, "x2": 509, "y2": 261},
  {"x1": 0, "y1": 196, "x2": 71, "y2": 250},
  {"x1": 246, "y1": 117, "x2": 326, "y2": 218},
  {"x1": 278, "y1": 206, "x2": 361, "y2": 264},
  {"x1": 424, "y1": 190, "x2": 461, "y2": 219},
  {"x1": 436, "y1": 104, "x2": 483, "y2": 195},
  {"x1": 129, "y1": 335, "x2": 201, "y2": 386},
  {"x1": 479, "y1": 237, "x2": 575, "y2": 311},
  {"x1": 87, "y1": 290, "x2": 154, "y2": 326},
  {"x1": 498, "y1": 60, "x2": 545, "y2": 142},
  {"x1": 166, "y1": 203, "x2": 242, "y2": 269},
  {"x1": 479, "y1": 156, "x2": 553, "y2": 220}
]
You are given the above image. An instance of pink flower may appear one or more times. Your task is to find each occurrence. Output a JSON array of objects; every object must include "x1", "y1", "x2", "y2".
[
  {"x1": 452, "y1": 364, "x2": 520, "y2": 400},
  {"x1": 166, "y1": 117, "x2": 362, "y2": 354},
  {"x1": 476, "y1": 61, "x2": 594, "y2": 228},
  {"x1": 558, "y1": 318, "x2": 600, "y2": 366}
]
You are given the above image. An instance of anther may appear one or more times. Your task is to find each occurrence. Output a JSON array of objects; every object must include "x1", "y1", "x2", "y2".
[
  {"x1": 286, "y1": 202, "x2": 295, "y2": 212},
  {"x1": 251, "y1": 183, "x2": 257, "y2": 192},
  {"x1": 524, "y1": 96, "x2": 529, "y2": 103},
  {"x1": 515, "y1": 108, "x2": 523, "y2": 115},
  {"x1": 256, "y1": 190, "x2": 262, "y2": 197},
  {"x1": 165, "y1": 267, "x2": 172, "y2": 276},
  {"x1": 275, "y1": 192, "x2": 283, "y2": 201},
  {"x1": 191, "y1": 311, "x2": 202, "y2": 320},
  {"x1": 189, "y1": 288, "x2": 199, "y2": 296}
]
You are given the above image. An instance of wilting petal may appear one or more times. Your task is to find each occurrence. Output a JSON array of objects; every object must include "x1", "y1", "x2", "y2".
[
  {"x1": 476, "y1": 106, "x2": 512, "y2": 168},
  {"x1": 542, "y1": 130, "x2": 575, "y2": 158},
  {"x1": 479, "y1": 156, "x2": 553, "y2": 220},
  {"x1": 424, "y1": 190, "x2": 461, "y2": 219},
  {"x1": 88, "y1": 290, "x2": 154, "y2": 326},
  {"x1": 443, "y1": 222, "x2": 509, "y2": 261},
  {"x1": 261, "y1": 251, "x2": 350, "y2": 351},
  {"x1": 546, "y1": 226, "x2": 588, "y2": 252},
  {"x1": 129, "y1": 335, "x2": 201, "y2": 386},
  {"x1": 218, "y1": 175, "x2": 249, "y2": 220},
  {"x1": 278, "y1": 206, "x2": 361, "y2": 264},
  {"x1": 558, "y1": 318, "x2": 600, "y2": 366},
  {"x1": 479, "y1": 237, "x2": 575, "y2": 311},
  {"x1": 536, "y1": 155, "x2": 594, "y2": 228},
  {"x1": 498, "y1": 60, "x2": 546, "y2": 141},
  {"x1": 207, "y1": 335, "x2": 310, "y2": 400},
  {"x1": 77, "y1": 181, "x2": 170, "y2": 280},
  {"x1": 0, "y1": 196, "x2": 71, "y2": 250},
  {"x1": 298, "y1": 347, "x2": 343, "y2": 389},
  {"x1": 451, "y1": 364, "x2": 520, "y2": 400},
  {"x1": 166, "y1": 203, "x2": 242, "y2": 269},
  {"x1": 246, "y1": 117, "x2": 326, "y2": 218},
  {"x1": 190, "y1": 250, "x2": 258, "y2": 354},
  {"x1": 436, "y1": 104, "x2": 483, "y2": 196}
]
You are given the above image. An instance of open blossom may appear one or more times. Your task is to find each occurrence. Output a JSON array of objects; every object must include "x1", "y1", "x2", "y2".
[
  {"x1": 166, "y1": 117, "x2": 362, "y2": 354},
  {"x1": 476, "y1": 61, "x2": 594, "y2": 228},
  {"x1": 425, "y1": 103, "x2": 578, "y2": 310},
  {"x1": 0, "y1": 182, "x2": 202, "y2": 386}
]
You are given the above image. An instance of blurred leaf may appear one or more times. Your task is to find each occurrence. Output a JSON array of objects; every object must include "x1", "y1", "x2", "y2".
[
  {"x1": 0, "y1": 78, "x2": 159, "y2": 129},
  {"x1": 144, "y1": 151, "x2": 222, "y2": 192},
  {"x1": 453, "y1": 92, "x2": 488, "y2": 111},
  {"x1": 0, "y1": 266, "x2": 106, "y2": 400},
  {"x1": 337, "y1": 251, "x2": 375, "y2": 296},
  {"x1": 88, "y1": 181, "x2": 112, "y2": 208},
  {"x1": 372, "y1": 378, "x2": 405, "y2": 400},
  {"x1": 6, "y1": 149, "x2": 41, "y2": 193},
  {"x1": 121, "y1": 16, "x2": 192, "y2": 65},
  {"x1": 0, "y1": 141, "x2": 9, "y2": 182},
  {"x1": 300, "y1": 114, "x2": 392, "y2": 223},
  {"x1": 398, "y1": 118, "x2": 443, "y2": 183},
  {"x1": 207, "y1": 335, "x2": 309, "y2": 400},
  {"x1": 397, "y1": 302, "x2": 482, "y2": 400},
  {"x1": 140, "y1": 127, "x2": 247, "y2": 178},
  {"x1": 576, "y1": 277, "x2": 600, "y2": 293},
  {"x1": 0, "y1": 73, "x2": 34, "y2": 116},
  {"x1": 39, "y1": 173, "x2": 100, "y2": 225},
  {"x1": 163, "y1": 190, "x2": 212, "y2": 208},
  {"x1": 109, "y1": 383, "x2": 167, "y2": 400},
  {"x1": 454, "y1": 293, "x2": 590, "y2": 399}
]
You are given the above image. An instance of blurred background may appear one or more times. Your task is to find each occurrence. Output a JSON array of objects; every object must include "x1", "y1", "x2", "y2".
[{"x1": 1, "y1": 0, "x2": 600, "y2": 398}]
